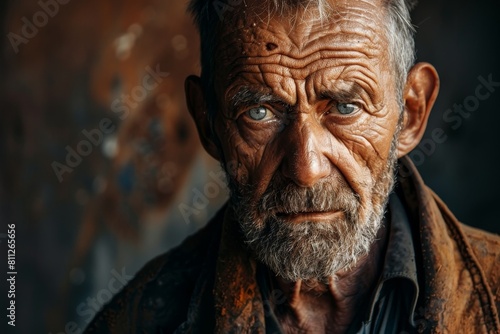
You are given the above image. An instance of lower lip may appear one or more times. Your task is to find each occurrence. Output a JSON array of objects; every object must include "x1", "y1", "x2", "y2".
[{"x1": 276, "y1": 211, "x2": 343, "y2": 223}]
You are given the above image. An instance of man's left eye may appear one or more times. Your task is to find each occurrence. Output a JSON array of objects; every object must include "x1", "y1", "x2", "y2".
[{"x1": 335, "y1": 102, "x2": 359, "y2": 115}]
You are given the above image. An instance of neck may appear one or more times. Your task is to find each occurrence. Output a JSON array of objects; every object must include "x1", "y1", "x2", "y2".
[{"x1": 271, "y1": 223, "x2": 389, "y2": 333}]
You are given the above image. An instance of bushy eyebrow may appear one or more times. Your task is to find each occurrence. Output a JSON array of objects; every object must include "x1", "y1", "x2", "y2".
[
  {"x1": 318, "y1": 82, "x2": 365, "y2": 102},
  {"x1": 228, "y1": 87, "x2": 289, "y2": 114}
]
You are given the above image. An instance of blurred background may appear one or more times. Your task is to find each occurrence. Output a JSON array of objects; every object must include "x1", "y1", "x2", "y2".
[{"x1": 1, "y1": 0, "x2": 499, "y2": 333}]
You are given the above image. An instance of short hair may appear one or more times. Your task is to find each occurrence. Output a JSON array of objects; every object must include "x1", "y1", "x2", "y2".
[{"x1": 188, "y1": 0, "x2": 418, "y2": 121}]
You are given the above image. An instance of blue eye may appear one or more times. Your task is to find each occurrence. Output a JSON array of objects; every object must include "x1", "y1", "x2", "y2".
[
  {"x1": 247, "y1": 106, "x2": 273, "y2": 121},
  {"x1": 337, "y1": 103, "x2": 358, "y2": 115}
]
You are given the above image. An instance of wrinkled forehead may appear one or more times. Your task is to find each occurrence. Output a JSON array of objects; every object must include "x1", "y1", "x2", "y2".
[{"x1": 214, "y1": 0, "x2": 390, "y2": 78}]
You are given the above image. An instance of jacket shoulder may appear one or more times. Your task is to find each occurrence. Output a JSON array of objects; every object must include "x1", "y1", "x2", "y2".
[
  {"x1": 462, "y1": 224, "x2": 500, "y2": 273},
  {"x1": 461, "y1": 224, "x2": 500, "y2": 311},
  {"x1": 85, "y1": 209, "x2": 224, "y2": 333}
]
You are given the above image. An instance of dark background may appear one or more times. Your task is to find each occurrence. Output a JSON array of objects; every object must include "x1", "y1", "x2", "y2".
[
  {"x1": 413, "y1": 0, "x2": 500, "y2": 230},
  {"x1": 1, "y1": 0, "x2": 499, "y2": 333}
]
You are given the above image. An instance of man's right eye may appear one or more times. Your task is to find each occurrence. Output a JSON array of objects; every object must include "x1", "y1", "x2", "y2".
[{"x1": 246, "y1": 106, "x2": 275, "y2": 121}]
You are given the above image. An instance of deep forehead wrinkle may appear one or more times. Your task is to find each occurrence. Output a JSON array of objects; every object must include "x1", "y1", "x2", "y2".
[
  {"x1": 225, "y1": 50, "x2": 381, "y2": 83},
  {"x1": 216, "y1": 0, "x2": 386, "y2": 63}
]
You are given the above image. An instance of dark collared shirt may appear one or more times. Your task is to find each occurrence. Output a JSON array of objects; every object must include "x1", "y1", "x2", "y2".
[{"x1": 258, "y1": 193, "x2": 419, "y2": 334}]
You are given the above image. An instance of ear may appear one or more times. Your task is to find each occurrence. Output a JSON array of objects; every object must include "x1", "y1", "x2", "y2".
[
  {"x1": 397, "y1": 62, "x2": 440, "y2": 157},
  {"x1": 184, "y1": 75, "x2": 220, "y2": 160}
]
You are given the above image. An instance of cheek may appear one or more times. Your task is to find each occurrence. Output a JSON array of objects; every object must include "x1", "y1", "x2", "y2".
[
  {"x1": 215, "y1": 118, "x2": 274, "y2": 186},
  {"x1": 236, "y1": 117, "x2": 281, "y2": 149},
  {"x1": 342, "y1": 112, "x2": 396, "y2": 165},
  {"x1": 323, "y1": 112, "x2": 397, "y2": 206}
]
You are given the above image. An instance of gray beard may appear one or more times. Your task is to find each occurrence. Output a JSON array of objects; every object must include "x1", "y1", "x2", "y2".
[{"x1": 225, "y1": 139, "x2": 399, "y2": 283}]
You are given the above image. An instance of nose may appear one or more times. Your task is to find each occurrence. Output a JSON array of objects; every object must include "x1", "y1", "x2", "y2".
[{"x1": 280, "y1": 117, "x2": 332, "y2": 187}]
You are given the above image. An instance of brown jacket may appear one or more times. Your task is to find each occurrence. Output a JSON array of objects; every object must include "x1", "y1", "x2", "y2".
[{"x1": 85, "y1": 157, "x2": 500, "y2": 333}]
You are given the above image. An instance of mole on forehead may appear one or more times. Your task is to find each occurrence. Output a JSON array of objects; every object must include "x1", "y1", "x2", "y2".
[{"x1": 217, "y1": 3, "x2": 385, "y2": 61}]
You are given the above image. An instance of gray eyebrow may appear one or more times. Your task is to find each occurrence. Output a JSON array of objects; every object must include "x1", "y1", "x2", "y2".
[
  {"x1": 319, "y1": 82, "x2": 364, "y2": 102},
  {"x1": 229, "y1": 87, "x2": 289, "y2": 113}
]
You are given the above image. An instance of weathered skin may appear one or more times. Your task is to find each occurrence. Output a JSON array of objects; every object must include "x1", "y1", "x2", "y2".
[{"x1": 185, "y1": 0, "x2": 439, "y2": 332}]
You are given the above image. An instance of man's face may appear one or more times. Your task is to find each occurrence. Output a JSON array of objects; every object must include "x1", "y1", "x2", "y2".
[{"x1": 210, "y1": 0, "x2": 402, "y2": 281}]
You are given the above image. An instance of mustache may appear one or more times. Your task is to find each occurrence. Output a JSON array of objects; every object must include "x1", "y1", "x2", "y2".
[{"x1": 257, "y1": 174, "x2": 360, "y2": 216}]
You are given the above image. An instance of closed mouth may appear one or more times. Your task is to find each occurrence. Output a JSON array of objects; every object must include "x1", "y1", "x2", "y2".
[{"x1": 275, "y1": 210, "x2": 343, "y2": 223}]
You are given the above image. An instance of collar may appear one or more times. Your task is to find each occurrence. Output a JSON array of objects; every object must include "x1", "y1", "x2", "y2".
[{"x1": 364, "y1": 192, "x2": 419, "y2": 327}]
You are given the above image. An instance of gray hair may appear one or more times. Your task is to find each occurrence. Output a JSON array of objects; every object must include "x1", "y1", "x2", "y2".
[{"x1": 188, "y1": 0, "x2": 418, "y2": 119}]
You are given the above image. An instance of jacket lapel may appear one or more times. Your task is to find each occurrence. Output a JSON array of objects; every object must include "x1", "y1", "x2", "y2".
[
  {"x1": 399, "y1": 156, "x2": 500, "y2": 333},
  {"x1": 212, "y1": 208, "x2": 266, "y2": 333}
]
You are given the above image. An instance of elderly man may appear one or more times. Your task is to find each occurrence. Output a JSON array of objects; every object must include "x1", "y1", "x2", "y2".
[{"x1": 86, "y1": 0, "x2": 500, "y2": 333}]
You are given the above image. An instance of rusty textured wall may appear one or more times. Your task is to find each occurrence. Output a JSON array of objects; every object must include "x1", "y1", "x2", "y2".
[
  {"x1": 0, "y1": 0, "x2": 499, "y2": 333},
  {"x1": 1, "y1": 1, "x2": 228, "y2": 332}
]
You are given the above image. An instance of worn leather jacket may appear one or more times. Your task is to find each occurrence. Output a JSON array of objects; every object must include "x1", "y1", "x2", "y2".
[{"x1": 85, "y1": 157, "x2": 500, "y2": 333}]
